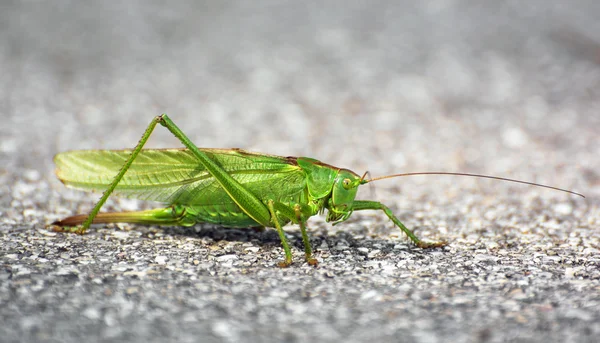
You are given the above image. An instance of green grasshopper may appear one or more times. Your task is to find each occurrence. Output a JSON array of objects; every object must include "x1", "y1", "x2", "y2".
[{"x1": 51, "y1": 115, "x2": 584, "y2": 267}]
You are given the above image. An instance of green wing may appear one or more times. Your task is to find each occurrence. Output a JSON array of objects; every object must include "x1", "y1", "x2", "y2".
[{"x1": 54, "y1": 148, "x2": 307, "y2": 206}]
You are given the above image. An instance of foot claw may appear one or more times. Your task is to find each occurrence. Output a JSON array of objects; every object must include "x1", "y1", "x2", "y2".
[
  {"x1": 306, "y1": 258, "x2": 318, "y2": 266},
  {"x1": 278, "y1": 259, "x2": 292, "y2": 268},
  {"x1": 416, "y1": 240, "x2": 447, "y2": 249},
  {"x1": 50, "y1": 225, "x2": 65, "y2": 233},
  {"x1": 50, "y1": 225, "x2": 86, "y2": 235}
]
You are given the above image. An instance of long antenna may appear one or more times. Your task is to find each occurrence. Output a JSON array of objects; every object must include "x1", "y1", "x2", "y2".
[{"x1": 364, "y1": 172, "x2": 585, "y2": 198}]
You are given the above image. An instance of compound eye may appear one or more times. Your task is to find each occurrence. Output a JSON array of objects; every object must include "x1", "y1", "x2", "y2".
[{"x1": 342, "y1": 178, "x2": 351, "y2": 189}]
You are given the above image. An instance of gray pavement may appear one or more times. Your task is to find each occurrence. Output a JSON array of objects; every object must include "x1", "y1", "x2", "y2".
[{"x1": 1, "y1": 1, "x2": 599, "y2": 342}]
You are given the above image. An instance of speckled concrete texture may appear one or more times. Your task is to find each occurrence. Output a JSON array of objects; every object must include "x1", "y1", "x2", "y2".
[{"x1": 1, "y1": 1, "x2": 599, "y2": 342}]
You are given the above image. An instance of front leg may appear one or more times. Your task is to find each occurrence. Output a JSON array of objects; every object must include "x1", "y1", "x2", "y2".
[{"x1": 351, "y1": 200, "x2": 447, "y2": 248}]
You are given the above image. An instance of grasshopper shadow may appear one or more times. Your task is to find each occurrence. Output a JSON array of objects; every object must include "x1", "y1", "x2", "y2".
[{"x1": 152, "y1": 224, "x2": 418, "y2": 255}]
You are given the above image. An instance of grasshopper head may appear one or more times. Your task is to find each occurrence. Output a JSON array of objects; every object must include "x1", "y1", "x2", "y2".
[{"x1": 326, "y1": 169, "x2": 362, "y2": 224}]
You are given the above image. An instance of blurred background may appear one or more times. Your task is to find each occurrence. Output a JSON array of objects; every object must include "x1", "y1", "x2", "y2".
[
  {"x1": 1, "y1": 1, "x2": 599, "y2": 342},
  {"x1": 2, "y1": 1, "x2": 599, "y2": 180}
]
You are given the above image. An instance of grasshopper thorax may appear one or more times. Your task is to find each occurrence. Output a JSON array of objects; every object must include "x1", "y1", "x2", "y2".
[{"x1": 326, "y1": 169, "x2": 361, "y2": 224}]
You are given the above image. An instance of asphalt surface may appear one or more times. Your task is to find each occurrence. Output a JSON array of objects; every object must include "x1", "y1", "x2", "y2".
[{"x1": 1, "y1": 2, "x2": 599, "y2": 343}]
